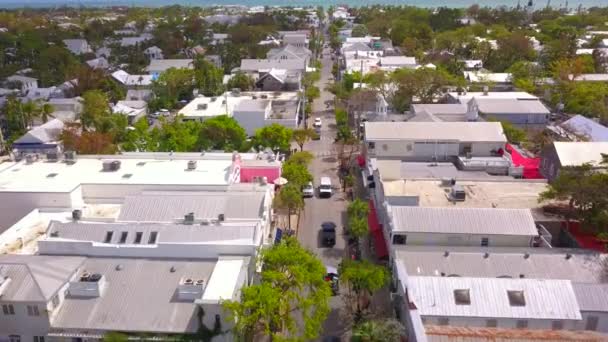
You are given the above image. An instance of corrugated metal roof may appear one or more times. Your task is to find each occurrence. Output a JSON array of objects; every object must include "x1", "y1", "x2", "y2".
[
  {"x1": 425, "y1": 325, "x2": 608, "y2": 341},
  {"x1": 117, "y1": 191, "x2": 265, "y2": 222},
  {"x1": 553, "y1": 142, "x2": 608, "y2": 166},
  {"x1": 364, "y1": 122, "x2": 507, "y2": 142},
  {"x1": 573, "y1": 283, "x2": 608, "y2": 312},
  {"x1": 0, "y1": 255, "x2": 83, "y2": 301},
  {"x1": 561, "y1": 115, "x2": 608, "y2": 142},
  {"x1": 473, "y1": 98, "x2": 550, "y2": 114},
  {"x1": 409, "y1": 276, "x2": 582, "y2": 320},
  {"x1": 390, "y1": 206, "x2": 537, "y2": 236},
  {"x1": 394, "y1": 248, "x2": 608, "y2": 283},
  {"x1": 51, "y1": 258, "x2": 225, "y2": 333},
  {"x1": 48, "y1": 221, "x2": 257, "y2": 244}
]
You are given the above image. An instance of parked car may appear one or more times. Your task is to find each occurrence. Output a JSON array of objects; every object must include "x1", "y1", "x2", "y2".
[
  {"x1": 302, "y1": 181, "x2": 314, "y2": 198},
  {"x1": 320, "y1": 221, "x2": 336, "y2": 247},
  {"x1": 313, "y1": 126, "x2": 321, "y2": 140},
  {"x1": 325, "y1": 265, "x2": 339, "y2": 295},
  {"x1": 313, "y1": 117, "x2": 322, "y2": 127}
]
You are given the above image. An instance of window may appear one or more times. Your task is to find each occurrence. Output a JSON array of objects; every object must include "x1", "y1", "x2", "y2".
[
  {"x1": 393, "y1": 234, "x2": 407, "y2": 245},
  {"x1": 552, "y1": 320, "x2": 563, "y2": 330},
  {"x1": 51, "y1": 295, "x2": 60, "y2": 309},
  {"x1": 481, "y1": 237, "x2": 489, "y2": 247},
  {"x1": 486, "y1": 319, "x2": 497, "y2": 327},
  {"x1": 118, "y1": 231, "x2": 128, "y2": 244},
  {"x1": 516, "y1": 320, "x2": 528, "y2": 329},
  {"x1": 104, "y1": 231, "x2": 114, "y2": 243},
  {"x1": 2, "y1": 304, "x2": 15, "y2": 315},
  {"x1": 148, "y1": 231, "x2": 158, "y2": 244},
  {"x1": 507, "y1": 290, "x2": 526, "y2": 307},
  {"x1": 586, "y1": 316, "x2": 599, "y2": 331},
  {"x1": 462, "y1": 144, "x2": 472, "y2": 154},
  {"x1": 34, "y1": 337, "x2": 45, "y2": 342},
  {"x1": 9, "y1": 335, "x2": 20, "y2": 342},
  {"x1": 453, "y1": 289, "x2": 471, "y2": 305},
  {"x1": 26, "y1": 305, "x2": 40, "y2": 316},
  {"x1": 437, "y1": 317, "x2": 449, "y2": 326},
  {"x1": 134, "y1": 232, "x2": 143, "y2": 244}
]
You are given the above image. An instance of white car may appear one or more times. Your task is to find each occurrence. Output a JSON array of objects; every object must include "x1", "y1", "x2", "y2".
[
  {"x1": 313, "y1": 118, "x2": 322, "y2": 127},
  {"x1": 302, "y1": 182, "x2": 314, "y2": 198}
]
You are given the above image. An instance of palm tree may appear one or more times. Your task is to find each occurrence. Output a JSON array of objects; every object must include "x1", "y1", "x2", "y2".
[
  {"x1": 21, "y1": 101, "x2": 40, "y2": 128},
  {"x1": 39, "y1": 103, "x2": 55, "y2": 123},
  {"x1": 352, "y1": 319, "x2": 405, "y2": 342}
]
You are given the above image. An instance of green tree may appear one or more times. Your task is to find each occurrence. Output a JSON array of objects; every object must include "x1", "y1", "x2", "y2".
[
  {"x1": 21, "y1": 101, "x2": 40, "y2": 127},
  {"x1": 351, "y1": 24, "x2": 369, "y2": 37},
  {"x1": 227, "y1": 72, "x2": 254, "y2": 91},
  {"x1": 103, "y1": 332, "x2": 128, "y2": 342},
  {"x1": 253, "y1": 124, "x2": 293, "y2": 152},
  {"x1": 352, "y1": 319, "x2": 405, "y2": 342},
  {"x1": 347, "y1": 199, "x2": 370, "y2": 240},
  {"x1": 150, "y1": 67, "x2": 195, "y2": 110},
  {"x1": 223, "y1": 237, "x2": 331, "y2": 341},
  {"x1": 194, "y1": 57, "x2": 225, "y2": 96},
  {"x1": 498, "y1": 121, "x2": 527, "y2": 144},
  {"x1": 39, "y1": 103, "x2": 54, "y2": 123},
  {"x1": 339, "y1": 260, "x2": 389, "y2": 321},
  {"x1": 81, "y1": 90, "x2": 111, "y2": 131},
  {"x1": 35, "y1": 45, "x2": 78, "y2": 87},
  {"x1": 281, "y1": 161, "x2": 313, "y2": 187},
  {"x1": 292, "y1": 128, "x2": 317, "y2": 151},
  {"x1": 288, "y1": 150, "x2": 314, "y2": 166},
  {"x1": 391, "y1": 67, "x2": 454, "y2": 111},
  {"x1": 273, "y1": 183, "x2": 305, "y2": 230},
  {"x1": 198, "y1": 115, "x2": 246, "y2": 152}
]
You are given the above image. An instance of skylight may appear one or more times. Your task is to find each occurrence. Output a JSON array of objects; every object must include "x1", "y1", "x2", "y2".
[
  {"x1": 454, "y1": 289, "x2": 471, "y2": 305},
  {"x1": 508, "y1": 290, "x2": 526, "y2": 307}
]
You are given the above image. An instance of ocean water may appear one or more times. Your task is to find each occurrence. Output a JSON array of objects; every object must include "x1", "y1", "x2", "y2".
[{"x1": 0, "y1": 0, "x2": 606, "y2": 9}]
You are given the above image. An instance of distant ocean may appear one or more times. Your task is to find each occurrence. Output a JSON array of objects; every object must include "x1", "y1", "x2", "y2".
[{"x1": 1, "y1": 0, "x2": 606, "y2": 9}]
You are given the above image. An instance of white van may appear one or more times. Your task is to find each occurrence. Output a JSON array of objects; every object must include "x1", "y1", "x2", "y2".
[{"x1": 319, "y1": 177, "x2": 332, "y2": 198}]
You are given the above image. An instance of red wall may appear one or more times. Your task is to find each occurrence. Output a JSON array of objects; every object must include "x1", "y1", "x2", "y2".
[{"x1": 240, "y1": 167, "x2": 281, "y2": 183}]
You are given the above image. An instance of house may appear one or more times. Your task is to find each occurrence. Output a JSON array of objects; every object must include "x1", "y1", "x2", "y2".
[
  {"x1": 203, "y1": 14, "x2": 242, "y2": 25},
  {"x1": 463, "y1": 59, "x2": 483, "y2": 70},
  {"x1": 464, "y1": 70, "x2": 513, "y2": 87},
  {"x1": 386, "y1": 206, "x2": 543, "y2": 249},
  {"x1": 255, "y1": 69, "x2": 302, "y2": 91},
  {"x1": 146, "y1": 59, "x2": 194, "y2": 76},
  {"x1": 410, "y1": 103, "x2": 472, "y2": 122},
  {"x1": 111, "y1": 70, "x2": 154, "y2": 89},
  {"x1": 12, "y1": 119, "x2": 64, "y2": 157},
  {"x1": 447, "y1": 91, "x2": 539, "y2": 103},
  {"x1": 143, "y1": 46, "x2": 163, "y2": 60},
  {"x1": 62, "y1": 39, "x2": 92, "y2": 55},
  {"x1": 282, "y1": 34, "x2": 308, "y2": 48},
  {"x1": 95, "y1": 47, "x2": 111, "y2": 58},
  {"x1": 112, "y1": 100, "x2": 148, "y2": 124},
  {"x1": 125, "y1": 89, "x2": 153, "y2": 102},
  {"x1": 378, "y1": 56, "x2": 418, "y2": 70},
  {"x1": 46, "y1": 97, "x2": 83, "y2": 122},
  {"x1": 239, "y1": 59, "x2": 306, "y2": 75},
  {"x1": 364, "y1": 121, "x2": 507, "y2": 160},
  {"x1": 6, "y1": 75, "x2": 38, "y2": 93},
  {"x1": 119, "y1": 34, "x2": 153, "y2": 47},
  {"x1": 540, "y1": 142, "x2": 608, "y2": 181},
  {"x1": 467, "y1": 97, "x2": 550, "y2": 127},
  {"x1": 210, "y1": 33, "x2": 229, "y2": 45},
  {"x1": 560, "y1": 115, "x2": 608, "y2": 142},
  {"x1": 267, "y1": 45, "x2": 312, "y2": 64},
  {"x1": 86, "y1": 57, "x2": 109, "y2": 70},
  {"x1": 24, "y1": 87, "x2": 64, "y2": 102}
]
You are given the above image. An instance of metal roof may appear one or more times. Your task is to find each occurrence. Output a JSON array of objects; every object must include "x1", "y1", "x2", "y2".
[
  {"x1": 240, "y1": 58, "x2": 306, "y2": 72},
  {"x1": 409, "y1": 276, "x2": 582, "y2": 320},
  {"x1": 146, "y1": 59, "x2": 193, "y2": 72},
  {"x1": 472, "y1": 98, "x2": 550, "y2": 114},
  {"x1": 561, "y1": 115, "x2": 608, "y2": 142},
  {"x1": 572, "y1": 283, "x2": 608, "y2": 312},
  {"x1": 425, "y1": 325, "x2": 608, "y2": 341},
  {"x1": 117, "y1": 191, "x2": 265, "y2": 222},
  {"x1": 389, "y1": 206, "x2": 537, "y2": 236},
  {"x1": 553, "y1": 142, "x2": 608, "y2": 167},
  {"x1": 364, "y1": 122, "x2": 507, "y2": 142},
  {"x1": 50, "y1": 258, "x2": 225, "y2": 333},
  {"x1": 394, "y1": 248, "x2": 608, "y2": 283}
]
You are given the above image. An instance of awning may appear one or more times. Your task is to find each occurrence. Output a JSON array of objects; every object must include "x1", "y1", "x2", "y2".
[{"x1": 368, "y1": 200, "x2": 388, "y2": 259}]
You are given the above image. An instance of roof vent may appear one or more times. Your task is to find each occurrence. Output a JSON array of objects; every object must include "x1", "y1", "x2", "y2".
[
  {"x1": 483, "y1": 253, "x2": 490, "y2": 259},
  {"x1": 170, "y1": 266, "x2": 176, "y2": 273},
  {"x1": 187, "y1": 160, "x2": 197, "y2": 170},
  {"x1": 184, "y1": 278, "x2": 193, "y2": 285},
  {"x1": 218, "y1": 213, "x2": 225, "y2": 222},
  {"x1": 115, "y1": 264, "x2": 124, "y2": 271},
  {"x1": 507, "y1": 290, "x2": 526, "y2": 307},
  {"x1": 50, "y1": 231, "x2": 59, "y2": 237},
  {"x1": 195, "y1": 279, "x2": 204, "y2": 286},
  {"x1": 72, "y1": 209, "x2": 82, "y2": 221},
  {"x1": 80, "y1": 272, "x2": 91, "y2": 281},
  {"x1": 454, "y1": 289, "x2": 471, "y2": 305},
  {"x1": 523, "y1": 253, "x2": 530, "y2": 259},
  {"x1": 444, "y1": 251, "x2": 449, "y2": 257},
  {"x1": 565, "y1": 253, "x2": 572, "y2": 260},
  {"x1": 200, "y1": 219, "x2": 210, "y2": 226},
  {"x1": 184, "y1": 212, "x2": 195, "y2": 224}
]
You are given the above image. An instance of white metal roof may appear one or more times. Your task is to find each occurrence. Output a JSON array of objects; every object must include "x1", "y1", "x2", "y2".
[
  {"x1": 201, "y1": 257, "x2": 245, "y2": 302},
  {"x1": 364, "y1": 121, "x2": 507, "y2": 143},
  {"x1": 471, "y1": 98, "x2": 550, "y2": 114},
  {"x1": 409, "y1": 276, "x2": 582, "y2": 320},
  {"x1": 448, "y1": 92, "x2": 538, "y2": 103},
  {"x1": 389, "y1": 206, "x2": 537, "y2": 236},
  {"x1": 553, "y1": 142, "x2": 608, "y2": 167}
]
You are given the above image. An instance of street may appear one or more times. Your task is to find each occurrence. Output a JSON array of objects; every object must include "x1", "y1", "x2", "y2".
[{"x1": 298, "y1": 44, "x2": 351, "y2": 339}]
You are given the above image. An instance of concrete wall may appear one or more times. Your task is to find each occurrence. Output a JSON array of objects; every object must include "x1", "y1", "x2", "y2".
[
  {"x1": 539, "y1": 144, "x2": 561, "y2": 181},
  {"x1": 421, "y1": 315, "x2": 580, "y2": 330},
  {"x1": 366, "y1": 140, "x2": 503, "y2": 160},
  {"x1": 0, "y1": 300, "x2": 51, "y2": 336},
  {"x1": 390, "y1": 232, "x2": 534, "y2": 248}
]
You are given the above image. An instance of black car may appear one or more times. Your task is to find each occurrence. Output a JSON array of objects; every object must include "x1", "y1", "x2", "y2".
[
  {"x1": 325, "y1": 273, "x2": 339, "y2": 295},
  {"x1": 320, "y1": 222, "x2": 336, "y2": 247}
]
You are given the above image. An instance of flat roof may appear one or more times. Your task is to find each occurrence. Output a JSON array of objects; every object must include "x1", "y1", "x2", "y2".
[
  {"x1": 364, "y1": 122, "x2": 507, "y2": 143},
  {"x1": 0, "y1": 153, "x2": 258, "y2": 193},
  {"x1": 473, "y1": 98, "x2": 550, "y2": 114},
  {"x1": 381, "y1": 179, "x2": 548, "y2": 210},
  {"x1": 448, "y1": 92, "x2": 538, "y2": 103},
  {"x1": 202, "y1": 257, "x2": 245, "y2": 302},
  {"x1": 178, "y1": 91, "x2": 298, "y2": 118},
  {"x1": 553, "y1": 142, "x2": 608, "y2": 167},
  {"x1": 374, "y1": 160, "x2": 514, "y2": 181},
  {"x1": 394, "y1": 248, "x2": 608, "y2": 283},
  {"x1": 389, "y1": 206, "x2": 537, "y2": 236},
  {"x1": 409, "y1": 276, "x2": 581, "y2": 320}
]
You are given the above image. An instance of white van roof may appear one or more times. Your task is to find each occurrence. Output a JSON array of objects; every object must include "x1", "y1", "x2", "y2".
[{"x1": 321, "y1": 177, "x2": 331, "y2": 185}]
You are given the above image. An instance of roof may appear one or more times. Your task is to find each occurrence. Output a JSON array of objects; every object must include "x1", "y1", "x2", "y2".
[
  {"x1": 465, "y1": 71, "x2": 512, "y2": 83},
  {"x1": 472, "y1": 98, "x2": 550, "y2": 114},
  {"x1": 448, "y1": 92, "x2": 538, "y2": 103},
  {"x1": 409, "y1": 276, "x2": 582, "y2": 320},
  {"x1": 379, "y1": 56, "x2": 417, "y2": 66},
  {"x1": 51, "y1": 257, "x2": 247, "y2": 333},
  {"x1": 48, "y1": 221, "x2": 257, "y2": 245},
  {"x1": 572, "y1": 74, "x2": 608, "y2": 82},
  {"x1": 425, "y1": 325, "x2": 608, "y2": 342},
  {"x1": 7, "y1": 75, "x2": 37, "y2": 83},
  {"x1": 111, "y1": 70, "x2": 154, "y2": 86},
  {"x1": 364, "y1": 122, "x2": 507, "y2": 143},
  {"x1": 146, "y1": 59, "x2": 193, "y2": 73},
  {"x1": 573, "y1": 283, "x2": 608, "y2": 312},
  {"x1": 118, "y1": 191, "x2": 265, "y2": 222},
  {"x1": 240, "y1": 58, "x2": 306, "y2": 72},
  {"x1": 0, "y1": 255, "x2": 84, "y2": 301},
  {"x1": 553, "y1": 142, "x2": 608, "y2": 167},
  {"x1": 561, "y1": 115, "x2": 608, "y2": 142},
  {"x1": 390, "y1": 206, "x2": 537, "y2": 236},
  {"x1": 13, "y1": 119, "x2": 64, "y2": 145},
  {"x1": 412, "y1": 104, "x2": 468, "y2": 115},
  {"x1": 267, "y1": 45, "x2": 312, "y2": 60},
  {"x1": 179, "y1": 91, "x2": 298, "y2": 118},
  {"x1": 375, "y1": 160, "x2": 510, "y2": 181},
  {"x1": 234, "y1": 99, "x2": 269, "y2": 113},
  {"x1": 62, "y1": 39, "x2": 90, "y2": 54},
  {"x1": 394, "y1": 248, "x2": 608, "y2": 283}
]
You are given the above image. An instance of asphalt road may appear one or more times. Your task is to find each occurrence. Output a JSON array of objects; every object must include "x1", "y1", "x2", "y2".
[{"x1": 297, "y1": 45, "x2": 351, "y2": 339}]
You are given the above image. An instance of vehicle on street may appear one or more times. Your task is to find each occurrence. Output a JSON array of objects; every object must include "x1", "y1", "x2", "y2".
[
  {"x1": 313, "y1": 117, "x2": 322, "y2": 127},
  {"x1": 320, "y1": 221, "x2": 336, "y2": 247},
  {"x1": 302, "y1": 181, "x2": 314, "y2": 198},
  {"x1": 319, "y1": 177, "x2": 332, "y2": 198},
  {"x1": 313, "y1": 126, "x2": 321, "y2": 139},
  {"x1": 325, "y1": 265, "x2": 339, "y2": 295}
]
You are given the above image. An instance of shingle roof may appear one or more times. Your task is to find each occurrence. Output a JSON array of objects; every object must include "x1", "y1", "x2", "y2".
[
  {"x1": 364, "y1": 121, "x2": 507, "y2": 142},
  {"x1": 390, "y1": 206, "x2": 537, "y2": 236}
]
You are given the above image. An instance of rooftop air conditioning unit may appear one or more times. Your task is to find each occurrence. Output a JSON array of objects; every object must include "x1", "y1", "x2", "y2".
[
  {"x1": 187, "y1": 160, "x2": 197, "y2": 170},
  {"x1": 25, "y1": 154, "x2": 37, "y2": 164},
  {"x1": 184, "y1": 212, "x2": 195, "y2": 224},
  {"x1": 195, "y1": 279, "x2": 204, "y2": 286},
  {"x1": 231, "y1": 88, "x2": 240, "y2": 96},
  {"x1": 102, "y1": 160, "x2": 114, "y2": 172},
  {"x1": 200, "y1": 219, "x2": 210, "y2": 226},
  {"x1": 64, "y1": 151, "x2": 76, "y2": 162},
  {"x1": 72, "y1": 209, "x2": 82, "y2": 220},
  {"x1": 211, "y1": 97, "x2": 217, "y2": 102},
  {"x1": 111, "y1": 160, "x2": 121, "y2": 171},
  {"x1": 183, "y1": 278, "x2": 194, "y2": 285},
  {"x1": 46, "y1": 152, "x2": 59, "y2": 161},
  {"x1": 252, "y1": 95, "x2": 257, "y2": 99}
]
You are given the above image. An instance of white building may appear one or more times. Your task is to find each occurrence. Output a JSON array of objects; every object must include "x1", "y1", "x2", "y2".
[
  {"x1": 143, "y1": 46, "x2": 164, "y2": 60},
  {"x1": 112, "y1": 100, "x2": 148, "y2": 124},
  {"x1": 6, "y1": 75, "x2": 38, "y2": 93},
  {"x1": 62, "y1": 39, "x2": 92, "y2": 55}
]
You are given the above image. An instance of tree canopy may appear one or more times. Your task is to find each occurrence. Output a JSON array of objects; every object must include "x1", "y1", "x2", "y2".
[{"x1": 253, "y1": 124, "x2": 293, "y2": 152}]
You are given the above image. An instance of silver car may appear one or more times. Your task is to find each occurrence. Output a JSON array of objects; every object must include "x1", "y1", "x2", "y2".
[{"x1": 302, "y1": 181, "x2": 314, "y2": 198}]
